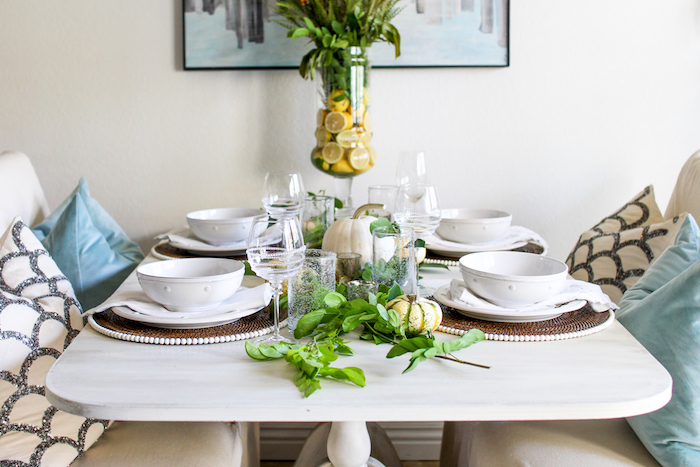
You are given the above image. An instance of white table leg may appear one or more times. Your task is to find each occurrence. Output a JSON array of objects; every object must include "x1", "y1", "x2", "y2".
[{"x1": 326, "y1": 421, "x2": 379, "y2": 467}]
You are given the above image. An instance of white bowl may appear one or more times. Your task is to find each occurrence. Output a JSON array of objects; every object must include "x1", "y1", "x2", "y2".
[
  {"x1": 437, "y1": 209, "x2": 512, "y2": 244},
  {"x1": 137, "y1": 258, "x2": 245, "y2": 312},
  {"x1": 459, "y1": 251, "x2": 568, "y2": 308},
  {"x1": 186, "y1": 208, "x2": 261, "y2": 246}
]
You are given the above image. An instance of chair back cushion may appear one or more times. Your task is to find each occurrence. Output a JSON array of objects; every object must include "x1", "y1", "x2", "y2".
[
  {"x1": 566, "y1": 186, "x2": 686, "y2": 303},
  {"x1": 32, "y1": 178, "x2": 144, "y2": 310},
  {"x1": 618, "y1": 214, "x2": 700, "y2": 466},
  {"x1": 0, "y1": 217, "x2": 108, "y2": 465},
  {"x1": 0, "y1": 151, "x2": 50, "y2": 232},
  {"x1": 665, "y1": 149, "x2": 700, "y2": 221}
]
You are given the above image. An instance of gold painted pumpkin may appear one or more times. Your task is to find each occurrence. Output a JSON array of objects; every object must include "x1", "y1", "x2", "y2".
[
  {"x1": 321, "y1": 204, "x2": 383, "y2": 266},
  {"x1": 387, "y1": 294, "x2": 443, "y2": 335}
]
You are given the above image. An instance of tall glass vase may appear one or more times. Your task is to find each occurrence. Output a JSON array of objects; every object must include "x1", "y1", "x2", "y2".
[{"x1": 310, "y1": 46, "x2": 375, "y2": 217}]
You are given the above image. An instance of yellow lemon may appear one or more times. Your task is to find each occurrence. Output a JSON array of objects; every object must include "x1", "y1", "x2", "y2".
[
  {"x1": 358, "y1": 131, "x2": 372, "y2": 148},
  {"x1": 325, "y1": 111, "x2": 352, "y2": 133},
  {"x1": 348, "y1": 147, "x2": 370, "y2": 171},
  {"x1": 322, "y1": 161, "x2": 330, "y2": 171},
  {"x1": 328, "y1": 89, "x2": 350, "y2": 112},
  {"x1": 363, "y1": 87, "x2": 371, "y2": 105},
  {"x1": 367, "y1": 146, "x2": 378, "y2": 165},
  {"x1": 331, "y1": 158, "x2": 354, "y2": 174},
  {"x1": 322, "y1": 142, "x2": 344, "y2": 164},
  {"x1": 336, "y1": 129, "x2": 360, "y2": 148},
  {"x1": 362, "y1": 111, "x2": 372, "y2": 131},
  {"x1": 315, "y1": 126, "x2": 330, "y2": 148},
  {"x1": 316, "y1": 108, "x2": 328, "y2": 127}
]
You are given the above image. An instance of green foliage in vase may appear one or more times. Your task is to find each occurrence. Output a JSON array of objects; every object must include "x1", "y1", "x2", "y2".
[{"x1": 274, "y1": 0, "x2": 404, "y2": 79}]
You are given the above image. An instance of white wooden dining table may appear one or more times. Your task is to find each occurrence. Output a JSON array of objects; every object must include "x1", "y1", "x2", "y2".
[{"x1": 45, "y1": 263, "x2": 672, "y2": 467}]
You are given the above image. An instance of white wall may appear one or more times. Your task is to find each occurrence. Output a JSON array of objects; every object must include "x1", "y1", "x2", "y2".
[{"x1": 1, "y1": 0, "x2": 699, "y2": 262}]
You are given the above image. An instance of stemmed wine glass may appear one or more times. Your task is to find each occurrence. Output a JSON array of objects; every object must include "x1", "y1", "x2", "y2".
[
  {"x1": 396, "y1": 150, "x2": 428, "y2": 186},
  {"x1": 393, "y1": 184, "x2": 441, "y2": 297},
  {"x1": 262, "y1": 171, "x2": 306, "y2": 217},
  {"x1": 247, "y1": 214, "x2": 306, "y2": 344}
]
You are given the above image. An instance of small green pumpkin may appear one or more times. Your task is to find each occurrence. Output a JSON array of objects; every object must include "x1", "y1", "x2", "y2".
[{"x1": 387, "y1": 294, "x2": 443, "y2": 335}]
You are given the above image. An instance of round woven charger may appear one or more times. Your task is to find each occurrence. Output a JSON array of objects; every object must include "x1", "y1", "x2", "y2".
[
  {"x1": 152, "y1": 242, "x2": 248, "y2": 261},
  {"x1": 436, "y1": 303, "x2": 615, "y2": 342},
  {"x1": 88, "y1": 306, "x2": 284, "y2": 345},
  {"x1": 425, "y1": 242, "x2": 545, "y2": 266}
]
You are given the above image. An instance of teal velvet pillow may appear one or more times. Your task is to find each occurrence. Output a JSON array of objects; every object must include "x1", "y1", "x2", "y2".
[
  {"x1": 32, "y1": 178, "x2": 144, "y2": 310},
  {"x1": 618, "y1": 214, "x2": 700, "y2": 467}
]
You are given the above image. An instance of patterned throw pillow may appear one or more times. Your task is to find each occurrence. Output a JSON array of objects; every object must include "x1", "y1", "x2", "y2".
[
  {"x1": 566, "y1": 186, "x2": 687, "y2": 303},
  {"x1": 0, "y1": 218, "x2": 109, "y2": 466}
]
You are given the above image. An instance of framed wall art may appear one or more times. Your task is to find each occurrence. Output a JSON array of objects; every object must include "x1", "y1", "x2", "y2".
[{"x1": 183, "y1": 0, "x2": 508, "y2": 69}]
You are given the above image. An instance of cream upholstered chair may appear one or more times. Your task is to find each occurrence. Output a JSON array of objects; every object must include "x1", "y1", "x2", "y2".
[
  {"x1": 0, "y1": 150, "x2": 259, "y2": 467},
  {"x1": 439, "y1": 149, "x2": 700, "y2": 467}
]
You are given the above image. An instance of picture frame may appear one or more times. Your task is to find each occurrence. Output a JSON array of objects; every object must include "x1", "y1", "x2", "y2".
[{"x1": 183, "y1": 0, "x2": 508, "y2": 70}]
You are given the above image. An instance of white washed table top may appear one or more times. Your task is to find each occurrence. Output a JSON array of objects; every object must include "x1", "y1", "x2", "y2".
[{"x1": 45, "y1": 265, "x2": 672, "y2": 423}]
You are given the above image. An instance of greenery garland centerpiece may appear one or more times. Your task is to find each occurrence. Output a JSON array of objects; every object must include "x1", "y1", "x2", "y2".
[
  {"x1": 274, "y1": 0, "x2": 404, "y2": 210},
  {"x1": 246, "y1": 283, "x2": 488, "y2": 397}
]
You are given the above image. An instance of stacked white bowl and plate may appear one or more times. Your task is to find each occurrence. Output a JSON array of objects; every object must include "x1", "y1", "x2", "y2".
[
  {"x1": 85, "y1": 257, "x2": 273, "y2": 329},
  {"x1": 432, "y1": 251, "x2": 617, "y2": 323},
  {"x1": 154, "y1": 208, "x2": 262, "y2": 257},
  {"x1": 425, "y1": 209, "x2": 549, "y2": 258}
]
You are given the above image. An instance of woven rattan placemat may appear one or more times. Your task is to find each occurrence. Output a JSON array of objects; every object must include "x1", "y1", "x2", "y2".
[
  {"x1": 88, "y1": 306, "x2": 282, "y2": 345},
  {"x1": 152, "y1": 242, "x2": 248, "y2": 261},
  {"x1": 436, "y1": 303, "x2": 615, "y2": 342}
]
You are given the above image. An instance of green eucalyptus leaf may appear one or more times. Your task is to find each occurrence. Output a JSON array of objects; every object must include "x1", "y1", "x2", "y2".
[
  {"x1": 369, "y1": 217, "x2": 392, "y2": 234},
  {"x1": 386, "y1": 345, "x2": 410, "y2": 358},
  {"x1": 376, "y1": 303, "x2": 389, "y2": 321},
  {"x1": 387, "y1": 308, "x2": 401, "y2": 328},
  {"x1": 325, "y1": 291, "x2": 347, "y2": 307},
  {"x1": 403, "y1": 354, "x2": 428, "y2": 373},
  {"x1": 259, "y1": 344, "x2": 285, "y2": 359},
  {"x1": 368, "y1": 292, "x2": 378, "y2": 306},
  {"x1": 245, "y1": 341, "x2": 270, "y2": 360},
  {"x1": 294, "y1": 310, "x2": 326, "y2": 338},
  {"x1": 387, "y1": 282, "x2": 403, "y2": 301}
]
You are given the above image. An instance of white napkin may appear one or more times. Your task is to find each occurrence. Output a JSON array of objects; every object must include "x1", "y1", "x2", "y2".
[
  {"x1": 449, "y1": 278, "x2": 618, "y2": 313},
  {"x1": 427, "y1": 226, "x2": 549, "y2": 252},
  {"x1": 155, "y1": 227, "x2": 247, "y2": 249},
  {"x1": 83, "y1": 282, "x2": 273, "y2": 317}
]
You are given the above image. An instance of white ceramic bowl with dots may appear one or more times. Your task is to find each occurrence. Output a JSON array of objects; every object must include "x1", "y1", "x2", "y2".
[
  {"x1": 459, "y1": 251, "x2": 568, "y2": 308},
  {"x1": 136, "y1": 258, "x2": 245, "y2": 312},
  {"x1": 437, "y1": 209, "x2": 512, "y2": 244},
  {"x1": 186, "y1": 208, "x2": 262, "y2": 246}
]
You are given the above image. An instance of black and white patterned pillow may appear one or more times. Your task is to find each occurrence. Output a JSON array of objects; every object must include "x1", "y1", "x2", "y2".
[
  {"x1": 566, "y1": 186, "x2": 686, "y2": 304},
  {"x1": 0, "y1": 218, "x2": 109, "y2": 466}
]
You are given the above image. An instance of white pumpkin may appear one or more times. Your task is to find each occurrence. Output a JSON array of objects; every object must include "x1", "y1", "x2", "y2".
[
  {"x1": 321, "y1": 204, "x2": 382, "y2": 267},
  {"x1": 387, "y1": 294, "x2": 443, "y2": 335}
]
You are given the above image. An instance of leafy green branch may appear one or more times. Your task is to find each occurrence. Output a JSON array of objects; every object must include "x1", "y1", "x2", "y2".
[{"x1": 245, "y1": 285, "x2": 488, "y2": 397}]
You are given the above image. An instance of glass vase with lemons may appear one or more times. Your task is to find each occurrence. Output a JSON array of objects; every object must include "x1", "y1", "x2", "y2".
[{"x1": 275, "y1": 0, "x2": 403, "y2": 214}]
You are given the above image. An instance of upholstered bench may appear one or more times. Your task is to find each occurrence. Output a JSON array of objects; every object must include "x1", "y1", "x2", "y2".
[
  {"x1": 440, "y1": 150, "x2": 700, "y2": 467},
  {"x1": 0, "y1": 150, "x2": 258, "y2": 467}
]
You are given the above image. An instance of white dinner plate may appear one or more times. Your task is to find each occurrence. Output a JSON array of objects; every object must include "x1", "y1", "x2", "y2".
[
  {"x1": 164, "y1": 227, "x2": 248, "y2": 256},
  {"x1": 433, "y1": 285, "x2": 587, "y2": 323},
  {"x1": 112, "y1": 304, "x2": 263, "y2": 329},
  {"x1": 425, "y1": 234, "x2": 529, "y2": 256}
]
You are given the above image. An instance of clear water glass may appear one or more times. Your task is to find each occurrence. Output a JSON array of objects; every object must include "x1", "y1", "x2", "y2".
[
  {"x1": 368, "y1": 185, "x2": 398, "y2": 219},
  {"x1": 287, "y1": 249, "x2": 336, "y2": 336},
  {"x1": 246, "y1": 214, "x2": 306, "y2": 344},
  {"x1": 396, "y1": 150, "x2": 428, "y2": 186},
  {"x1": 262, "y1": 171, "x2": 306, "y2": 217},
  {"x1": 394, "y1": 184, "x2": 441, "y2": 239}
]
